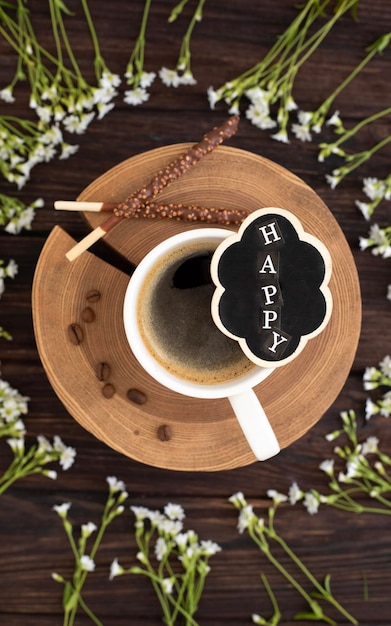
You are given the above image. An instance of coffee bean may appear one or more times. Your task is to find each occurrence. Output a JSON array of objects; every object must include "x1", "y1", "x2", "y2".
[
  {"x1": 81, "y1": 306, "x2": 95, "y2": 323},
  {"x1": 157, "y1": 424, "x2": 172, "y2": 441},
  {"x1": 67, "y1": 323, "x2": 83, "y2": 345},
  {"x1": 102, "y1": 383, "x2": 115, "y2": 399},
  {"x1": 127, "y1": 388, "x2": 147, "y2": 405},
  {"x1": 86, "y1": 289, "x2": 101, "y2": 303},
  {"x1": 96, "y1": 362, "x2": 111, "y2": 382}
]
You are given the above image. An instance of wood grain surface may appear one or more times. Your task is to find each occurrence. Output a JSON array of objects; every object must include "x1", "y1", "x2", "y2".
[{"x1": 1, "y1": 0, "x2": 390, "y2": 624}]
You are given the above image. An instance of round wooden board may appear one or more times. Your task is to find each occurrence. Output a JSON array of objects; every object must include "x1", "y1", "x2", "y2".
[{"x1": 32, "y1": 145, "x2": 361, "y2": 471}]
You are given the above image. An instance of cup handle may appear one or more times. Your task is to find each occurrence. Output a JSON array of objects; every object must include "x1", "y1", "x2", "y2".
[{"x1": 228, "y1": 389, "x2": 280, "y2": 461}]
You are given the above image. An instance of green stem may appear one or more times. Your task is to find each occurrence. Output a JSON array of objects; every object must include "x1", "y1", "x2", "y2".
[
  {"x1": 177, "y1": 0, "x2": 206, "y2": 70},
  {"x1": 270, "y1": 530, "x2": 358, "y2": 624},
  {"x1": 333, "y1": 106, "x2": 391, "y2": 149},
  {"x1": 80, "y1": 0, "x2": 106, "y2": 78}
]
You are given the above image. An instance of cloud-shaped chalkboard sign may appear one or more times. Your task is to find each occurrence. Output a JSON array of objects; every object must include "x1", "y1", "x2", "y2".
[{"x1": 210, "y1": 207, "x2": 332, "y2": 367}]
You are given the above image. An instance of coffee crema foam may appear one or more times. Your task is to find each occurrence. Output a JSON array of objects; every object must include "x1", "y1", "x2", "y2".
[{"x1": 137, "y1": 240, "x2": 254, "y2": 385}]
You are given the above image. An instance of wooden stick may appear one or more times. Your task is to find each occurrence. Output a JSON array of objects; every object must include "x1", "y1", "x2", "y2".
[
  {"x1": 55, "y1": 199, "x2": 248, "y2": 225},
  {"x1": 55, "y1": 200, "x2": 117, "y2": 213},
  {"x1": 65, "y1": 116, "x2": 239, "y2": 261}
]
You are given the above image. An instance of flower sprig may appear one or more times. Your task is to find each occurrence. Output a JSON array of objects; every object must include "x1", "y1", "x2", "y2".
[
  {"x1": 0, "y1": 377, "x2": 76, "y2": 495},
  {"x1": 359, "y1": 223, "x2": 391, "y2": 259},
  {"x1": 0, "y1": 256, "x2": 17, "y2": 338},
  {"x1": 123, "y1": 0, "x2": 156, "y2": 105},
  {"x1": 159, "y1": 0, "x2": 205, "y2": 88},
  {"x1": 0, "y1": 257, "x2": 18, "y2": 298},
  {"x1": 229, "y1": 491, "x2": 357, "y2": 625},
  {"x1": 208, "y1": 0, "x2": 359, "y2": 141},
  {"x1": 364, "y1": 355, "x2": 391, "y2": 419},
  {"x1": 320, "y1": 106, "x2": 391, "y2": 189},
  {"x1": 287, "y1": 409, "x2": 391, "y2": 516},
  {"x1": 52, "y1": 476, "x2": 128, "y2": 626},
  {"x1": 292, "y1": 32, "x2": 391, "y2": 142},
  {"x1": 355, "y1": 174, "x2": 391, "y2": 220},
  {"x1": 0, "y1": 192, "x2": 43, "y2": 233},
  {"x1": 0, "y1": 0, "x2": 120, "y2": 186},
  {"x1": 110, "y1": 502, "x2": 221, "y2": 626}
]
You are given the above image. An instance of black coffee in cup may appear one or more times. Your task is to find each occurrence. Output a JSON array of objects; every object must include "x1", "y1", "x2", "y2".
[{"x1": 136, "y1": 240, "x2": 254, "y2": 385}]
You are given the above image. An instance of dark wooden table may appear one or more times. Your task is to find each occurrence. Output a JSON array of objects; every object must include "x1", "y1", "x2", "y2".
[{"x1": 1, "y1": 1, "x2": 390, "y2": 624}]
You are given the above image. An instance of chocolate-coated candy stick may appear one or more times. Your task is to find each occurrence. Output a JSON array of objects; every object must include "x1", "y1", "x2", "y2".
[
  {"x1": 65, "y1": 116, "x2": 239, "y2": 261},
  {"x1": 114, "y1": 115, "x2": 239, "y2": 219},
  {"x1": 55, "y1": 199, "x2": 248, "y2": 226}
]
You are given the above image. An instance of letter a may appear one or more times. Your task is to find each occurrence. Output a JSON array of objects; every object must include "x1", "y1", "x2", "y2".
[{"x1": 258, "y1": 254, "x2": 277, "y2": 274}]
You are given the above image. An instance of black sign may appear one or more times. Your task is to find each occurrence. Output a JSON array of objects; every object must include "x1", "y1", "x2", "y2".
[{"x1": 211, "y1": 208, "x2": 333, "y2": 367}]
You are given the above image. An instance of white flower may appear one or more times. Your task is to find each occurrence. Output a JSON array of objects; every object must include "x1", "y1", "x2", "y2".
[
  {"x1": 303, "y1": 491, "x2": 319, "y2": 515},
  {"x1": 297, "y1": 110, "x2": 313, "y2": 125},
  {"x1": 106, "y1": 476, "x2": 126, "y2": 493},
  {"x1": 54, "y1": 437, "x2": 76, "y2": 470},
  {"x1": 325, "y1": 173, "x2": 341, "y2": 189},
  {"x1": 267, "y1": 489, "x2": 288, "y2": 505},
  {"x1": 63, "y1": 112, "x2": 95, "y2": 134},
  {"x1": 326, "y1": 110, "x2": 341, "y2": 127},
  {"x1": 179, "y1": 71, "x2": 197, "y2": 85},
  {"x1": 59, "y1": 143, "x2": 79, "y2": 160},
  {"x1": 292, "y1": 122, "x2": 312, "y2": 142},
  {"x1": 228, "y1": 492, "x2": 247, "y2": 507},
  {"x1": 123, "y1": 87, "x2": 150, "y2": 106},
  {"x1": 99, "y1": 71, "x2": 121, "y2": 89},
  {"x1": 45, "y1": 470, "x2": 58, "y2": 480},
  {"x1": 286, "y1": 95, "x2": 298, "y2": 111},
  {"x1": 80, "y1": 555, "x2": 95, "y2": 572},
  {"x1": 131, "y1": 505, "x2": 151, "y2": 521},
  {"x1": 319, "y1": 459, "x2": 334, "y2": 476},
  {"x1": 159, "y1": 67, "x2": 181, "y2": 87},
  {"x1": 161, "y1": 577, "x2": 174, "y2": 594},
  {"x1": 245, "y1": 103, "x2": 276, "y2": 130},
  {"x1": 40, "y1": 125, "x2": 63, "y2": 146},
  {"x1": 359, "y1": 236, "x2": 370, "y2": 251},
  {"x1": 155, "y1": 537, "x2": 169, "y2": 561},
  {"x1": 380, "y1": 355, "x2": 391, "y2": 378},
  {"x1": 346, "y1": 457, "x2": 361, "y2": 478},
  {"x1": 82, "y1": 522, "x2": 97, "y2": 537},
  {"x1": 200, "y1": 540, "x2": 221, "y2": 556},
  {"x1": 365, "y1": 398, "x2": 379, "y2": 420},
  {"x1": 207, "y1": 86, "x2": 221, "y2": 109},
  {"x1": 387, "y1": 285, "x2": 391, "y2": 301},
  {"x1": 36, "y1": 106, "x2": 52, "y2": 124},
  {"x1": 164, "y1": 503, "x2": 185, "y2": 521},
  {"x1": 237, "y1": 504, "x2": 255, "y2": 533},
  {"x1": 136, "y1": 551, "x2": 148, "y2": 564},
  {"x1": 363, "y1": 366, "x2": 379, "y2": 390},
  {"x1": 361, "y1": 436, "x2": 379, "y2": 456},
  {"x1": 97, "y1": 102, "x2": 115, "y2": 120},
  {"x1": 0, "y1": 87, "x2": 15, "y2": 103},
  {"x1": 245, "y1": 87, "x2": 271, "y2": 109},
  {"x1": 288, "y1": 481, "x2": 303, "y2": 505},
  {"x1": 37, "y1": 435, "x2": 53, "y2": 453},
  {"x1": 7, "y1": 437, "x2": 24, "y2": 453},
  {"x1": 5, "y1": 259, "x2": 18, "y2": 279},
  {"x1": 157, "y1": 518, "x2": 183, "y2": 536},
  {"x1": 362, "y1": 177, "x2": 385, "y2": 201},
  {"x1": 139, "y1": 71, "x2": 156, "y2": 88},
  {"x1": 53, "y1": 502, "x2": 72, "y2": 518},
  {"x1": 355, "y1": 200, "x2": 371, "y2": 220},
  {"x1": 109, "y1": 558, "x2": 124, "y2": 580},
  {"x1": 380, "y1": 392, "x2": 391, "y2": 417},
  {"x1": 271, "y1": 128, "x2": 290, "y2": 144}
]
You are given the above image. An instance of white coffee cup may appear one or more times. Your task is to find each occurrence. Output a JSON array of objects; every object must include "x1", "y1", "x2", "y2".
[{"x1": 123, "y1": 228, "x2": 280, "y2": 461}]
